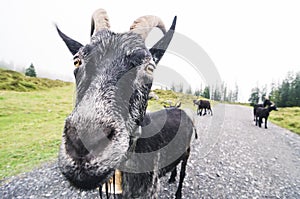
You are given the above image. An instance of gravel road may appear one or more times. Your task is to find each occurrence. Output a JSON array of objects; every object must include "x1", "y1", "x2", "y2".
[{"x1": 1, "y1": 104, "x2": 300, "y2": 198}]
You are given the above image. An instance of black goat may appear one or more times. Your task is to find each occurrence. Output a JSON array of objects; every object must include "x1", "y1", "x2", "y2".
[
  {"x1": 253, "y1": 99, "x2": 272, "y2": 121},
  {"x1": 121, "y1": 107, "x2": 197, "y2": 199},
  {"x1": 255, "y1": 105, "x2": 278, "y2": 129},
  {"x1": 193, "y1": 99, "x2": 212, "y2": 116}
]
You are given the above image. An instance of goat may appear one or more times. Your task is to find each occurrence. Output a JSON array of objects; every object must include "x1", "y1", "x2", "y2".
[
  {"x1": 255, "y1": 105, "x2": 278, "y2": 129},
  {"x1": 56, "y1": 8, "x2": 177, "y2": 198},
  {"x1": 193, "y1": 99, "x2": 212, "y2": 116},
  {"x1": 253, "y1": 99, "x2": 272, "y2": 121}
]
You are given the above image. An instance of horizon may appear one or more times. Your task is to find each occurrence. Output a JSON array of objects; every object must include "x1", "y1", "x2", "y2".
[{"x1": 1, "y1": 62, "x2": 298, "y2": 105}]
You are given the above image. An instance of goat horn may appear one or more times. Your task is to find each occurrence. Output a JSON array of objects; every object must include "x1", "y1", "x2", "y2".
[
  {"x1": 90, "y1": 8, "x2": 110, "y2": 37},
  {"x1": 130, "y1": 15, "x2": 166, "y2": 39}
]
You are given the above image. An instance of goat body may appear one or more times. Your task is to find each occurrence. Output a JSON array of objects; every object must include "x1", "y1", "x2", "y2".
[
  {"x1": 193, "y1": 100, "x2": 212, "y2": 116},
  {"x1": 253, "y1": 99, "x2": 272, "y2": 121},
  {"x1": 255, "y1": 105, "x2": 278, "y2": 129},
  {"x1": 121, "y1": 107, "x2": 197, "y2": 199}
]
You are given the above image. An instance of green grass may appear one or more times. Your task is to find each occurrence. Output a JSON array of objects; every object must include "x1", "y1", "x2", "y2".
[
  {"x1": 0, "y1": 85, "x2": 75, "y2": 180},
  {"x1": 0, "y1": 68, "x2": 72, "y2": 91},
  {"x1": 269, "y1": 107, "x2": 300, "y2": 135},
  {"x1": 1, "y1": 79, "x2": 298, "y2": 181},
  {"x1": 0, "y1": 87, "x2": 210, "y2": 180}
]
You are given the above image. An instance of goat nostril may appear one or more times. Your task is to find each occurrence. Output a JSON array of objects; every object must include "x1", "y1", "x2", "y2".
[{"x1": 102, "y1": 127, "x2": 115, "y2": 141}]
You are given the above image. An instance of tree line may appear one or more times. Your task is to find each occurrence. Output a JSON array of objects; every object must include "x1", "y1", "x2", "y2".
[
  {"x1": 249, "y1": 71, "x2": 300, "y2": 107},
  {"x1": 170, "y1": 82, "x2": 239, "y2": 103}
]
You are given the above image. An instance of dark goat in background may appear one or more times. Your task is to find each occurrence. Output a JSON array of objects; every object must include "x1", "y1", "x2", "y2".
[
  {"x1": 255, "y1": 105, "x2": 278, "y2": 129},
  {"x1": 193, "y1": 99, "x2": 213, "y2": 116},
  {"x1": 253, "y1": 99, "x2": 272, "y2": 121}
]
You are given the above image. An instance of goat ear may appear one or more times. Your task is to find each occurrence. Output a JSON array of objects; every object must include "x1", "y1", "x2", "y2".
[
  {"x1": 176, "y1": 102, "x2": 181, "y2": 108},
  {"x1": 149, "y1": 16, "x2": 176, "y2": 64},
  {"x1": 56, "y1": 25, "x2": 83, "y2": 56}
]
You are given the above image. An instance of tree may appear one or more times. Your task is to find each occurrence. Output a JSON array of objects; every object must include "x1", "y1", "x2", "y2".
[
  {"x1": 269, "y1": 81, "x2": 279, "y2": 105},
  {"x1": 171, "y1": 82, "x2": 176, "y2": 92},
  {"x1": 25, "y1": 63, "x2": 37, "y2": 77},
  {"x1": 178, "y1": 83, "x2": 183, "y2": 93},
  {"x1": 202, "y1": 86, "x2": 210, "y2": 99},
  {"x1": 233, "y1": 83, "x2": 239, "y2": 102},
  {"x1": 194, "y1": 89, "x2": 201, "y2": 96},
  {"x1": 260, "y1": 85, "x2": 267, "y2": 102},
  {"x1": 279, "y1": 80, "x2": 290, "y2": 107},
  {"x1": 185, "y1": 86, "x2": 192, "y2": 94},
  {"x1": 268, "y1": 71, "x2": 300, "y2": 107},
  {"x1": 248, "y1": 87, "x2": 260, "y2": 106},
  {"x1": 212, "y1": 86, "x2": 221, "y2": 101},
  {"x1": 291, "y1": 72, "x2": 300, "y2": 106}
]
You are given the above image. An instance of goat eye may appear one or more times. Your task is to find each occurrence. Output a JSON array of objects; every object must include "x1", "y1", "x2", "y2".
[{"x1": 74, "y1": 57, "x2": 82, "y2": 67}]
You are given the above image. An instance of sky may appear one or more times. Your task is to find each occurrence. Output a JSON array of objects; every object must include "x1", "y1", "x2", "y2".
[{"x1": 1, "y1": 0, "x2": 300, "y2": 102}]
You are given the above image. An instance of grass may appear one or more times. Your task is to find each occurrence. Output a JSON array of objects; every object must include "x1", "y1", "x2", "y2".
[
  {"x1": 0, "y1": 85, "x2": 75, "y2": 180},
  {"x1": 0, "y1": 86, "x2": 210, "y2": 180},
  {"x1": 1, "y1": 79, "x2": 298, "y2": 181},
  {"x1": 1, "y1": 69, "x2": 297, "y2": 182},
  {"x1": 0, "y1": 68, "x2": 72, "y2": 92},
  {"x1": 269, "y1": 107, "x2": 300, "y2": 135},
  {"x1": 1, "y1": 68, "x2": 298, "y2": 183},
  {"x1": 234, "y1": 102, "x2": 300, "y2": 134}
]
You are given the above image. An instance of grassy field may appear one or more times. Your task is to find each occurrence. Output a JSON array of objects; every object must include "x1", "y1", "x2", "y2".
[
  {"x1": 0, "y1": 84, "x2": 75, "y2": 180},
  {"x1": 0, "y1": 77, "x2": 207, "y2": 180},
  {"x1": 2, "y1": 68, "x2": 298, "y2": 181},
  {"x1": 1, "y1": 75, "x2": 299, "y2": 181},
  {"x1": 269, "y1": 107, "x2": 300, "y2": 135}
]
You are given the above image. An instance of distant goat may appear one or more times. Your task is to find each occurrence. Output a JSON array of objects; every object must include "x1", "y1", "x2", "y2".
[
  {"x1": 255, "y1": 104, "x2": 278, "y2": 129},
  {"x1": 253, "y1": 99, "x2": 272, "y2": 121},
  {"x1": 193, "y1": 99, "x2": 212, "y2": 116}
]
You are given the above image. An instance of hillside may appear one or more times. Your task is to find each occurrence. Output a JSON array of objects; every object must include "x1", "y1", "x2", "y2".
[{"x1": 0, "y1": 68, "x2": 72, "y2": 92}]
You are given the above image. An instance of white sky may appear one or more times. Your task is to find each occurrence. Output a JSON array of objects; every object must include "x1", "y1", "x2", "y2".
[{"x1": 1, "y1": 0, "x2": 300, "y2": 102}]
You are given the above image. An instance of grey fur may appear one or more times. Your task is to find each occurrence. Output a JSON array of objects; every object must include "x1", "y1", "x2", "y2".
[{"x1": 56, "y1": 12, "x2": 176, "y2": 192}]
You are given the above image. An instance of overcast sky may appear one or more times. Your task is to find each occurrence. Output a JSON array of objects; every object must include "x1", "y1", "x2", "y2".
[{"x1": 1, "y1": 0, "x2": 300, "y2": 102}]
